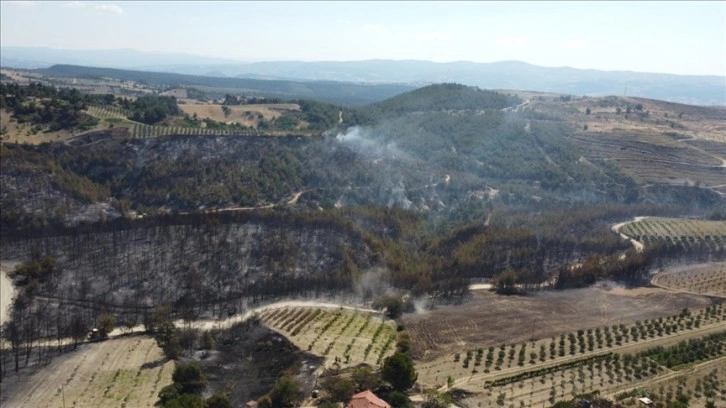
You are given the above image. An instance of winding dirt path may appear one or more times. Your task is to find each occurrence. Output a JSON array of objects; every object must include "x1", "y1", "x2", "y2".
[{"x1": 612, "y1": 216, "x2": 647, "y2": 252}]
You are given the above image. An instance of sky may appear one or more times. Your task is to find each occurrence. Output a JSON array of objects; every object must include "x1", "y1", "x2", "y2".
[{"x1": 1, "y1": 0, "x2": 725, "y2": 76}]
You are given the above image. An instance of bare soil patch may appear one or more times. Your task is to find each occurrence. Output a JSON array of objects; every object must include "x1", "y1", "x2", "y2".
[{"x1": 403, "y1": 285, "x2": 713, "y2": 362}]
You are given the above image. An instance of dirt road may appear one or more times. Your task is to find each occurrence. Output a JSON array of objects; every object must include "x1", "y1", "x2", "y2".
[{"x1": 179, "y1": 300, "x2": 377, "y2": 331}]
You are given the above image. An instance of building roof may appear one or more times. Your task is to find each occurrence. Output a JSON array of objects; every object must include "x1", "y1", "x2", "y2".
[{"x1": 346, "y1": 390, "x2": 391, "y2": 408}]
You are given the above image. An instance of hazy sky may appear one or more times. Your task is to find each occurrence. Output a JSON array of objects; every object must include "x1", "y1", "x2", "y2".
[{"x1": 1, "y1": 1, "x2": 725, "y2": 76}]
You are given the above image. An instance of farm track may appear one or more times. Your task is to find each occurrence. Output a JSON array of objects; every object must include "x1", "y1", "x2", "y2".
[
  {"x1": 611, "y1": 217, "x2": 646, "y2": 252},
  {"x1": 446, "y1": 321, "x2": 726, "y2": 392}
]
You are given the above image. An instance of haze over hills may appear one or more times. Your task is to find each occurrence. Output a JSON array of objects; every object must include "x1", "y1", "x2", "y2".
[{"x1": 1, "y1": 47, "x2": 724, "y2": 106}]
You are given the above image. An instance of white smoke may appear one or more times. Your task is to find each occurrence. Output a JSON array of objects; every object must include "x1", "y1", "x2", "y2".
[
  {"x1": 334, "y1": 126, "x2": 404, "y2": 160},
  {"x1": 353, "y1": 267, "x2": 395, "y2": 302},
  {"x1": 334, "y1": 125, "x2": 414, "y2": 210}
]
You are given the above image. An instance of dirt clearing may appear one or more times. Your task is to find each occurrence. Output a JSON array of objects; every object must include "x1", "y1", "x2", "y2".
[
  {"x1": 403, "y1": 284, "x2": 713, "y2": 361},
  {"x1": 0, "y1": 335, "x2": 173, "y2": 408}
]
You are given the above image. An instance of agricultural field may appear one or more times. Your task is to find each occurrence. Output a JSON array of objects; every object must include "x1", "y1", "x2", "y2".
[
  {"x1": 620, "y1": 217, "x2": 726, "y2": 252},
  {"x1": 568, "y1": 130, "x2": 725, "y2": 187},
  {"x1": 417, "y1": 303, "x2": 726, "y2": 407},
  {"x1": 416, "y1": 301, "x2": 726, "y2": 385},
  {"x1": 456, "y1": 334, "x2": 726, "y2": 408},
  {"x1": 1, "y1": 69, "x2": 157, "y2": 97},
  {"x1": 627, "y1": 357, "x2": 726, "y2": 408},
  {"x1": 652, "y1": 263, "x2": 726, "y2": 298},
  {"x1": 403, "y1": 285, "x2": 712, "y2": 362},
  {"x1": 551, "y1": 95, "x2": 726, "y2": 189},
  {"x1": 85, "y1": 104, "x2": 303, "y2": 138},
  {"x1": 179, "y1": 103, "x2": 302, "y2": 128},
  {"x1": 258, "y1": 307, "x2": 398, "y2": 369},
  {"x1": 566, "y1": 95, "x2": 726, "y2": 144},
  {"x1": 0, "y1": 336, "x2": 174, "y2": 408}
]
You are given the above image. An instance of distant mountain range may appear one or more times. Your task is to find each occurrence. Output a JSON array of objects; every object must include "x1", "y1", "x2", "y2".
[{"x1": 2, "y1": 47, "x2": 724, "y2": 106}]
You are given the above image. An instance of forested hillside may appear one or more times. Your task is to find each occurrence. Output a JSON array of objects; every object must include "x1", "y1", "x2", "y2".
[
  {"x1": 2, "y1": 81, "x2": 725, "y2": 389},
  {"x1": 37, "y1": 64, "x2": 414, "y2": 106}
]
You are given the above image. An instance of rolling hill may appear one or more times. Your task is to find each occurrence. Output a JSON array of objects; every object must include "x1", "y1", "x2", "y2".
[{"x1": 36, "y1": 64, "x2": 415, "y2": 106}]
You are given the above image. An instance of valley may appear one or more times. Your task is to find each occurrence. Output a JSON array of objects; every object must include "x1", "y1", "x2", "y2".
[{"x1": 1, "y1": 71, "x2": 725, "y2": 408}]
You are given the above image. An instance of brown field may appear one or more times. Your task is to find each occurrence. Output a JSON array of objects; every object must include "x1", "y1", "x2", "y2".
[
  {"x1": 404, "y1": 284, "x2": 713, "y2": 362},
  {"x1": 409, "y1": 285, "x2": 726, "y2": 407},
  {"x1": 652, "y1": 262, "x2": 726, "y2": 298},
  {"x1": 518, "y1": 94, "x2": 726, "y2": 189},
  {"x1": 568, "y1": 96, "x2": 726, "y2": 144},
  {"x1": 0, "y1": 335, "x2": 174, "y2": 408},
  {"x1": 179, "y1": 103, "x2": 301, "y2": 128}
]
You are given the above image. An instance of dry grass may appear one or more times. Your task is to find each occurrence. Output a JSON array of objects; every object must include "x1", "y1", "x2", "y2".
[
  {"x1": 0, "y1": 108, "x2": 76, "y2": 144},
  {"x1": 568, "y1": 96, "x2": 726, "y2": 144},
  {"x1": 404, "y1": 285, "x2": 712, "y2": 362}
]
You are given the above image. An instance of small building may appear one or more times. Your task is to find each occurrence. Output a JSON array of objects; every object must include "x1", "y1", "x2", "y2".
[
  {"x1": 346, "y1": 390, "x2": 391, "y2": 408},
  {"x1": 246, "y1": 400, "x2": 258, "y2": 408},
  {"x1": 638, "y1": 397, "x2": 653, "y2": 406}
]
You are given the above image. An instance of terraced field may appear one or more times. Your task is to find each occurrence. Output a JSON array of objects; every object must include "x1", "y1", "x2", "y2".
[
  {"x1": 652, "y1": 263, "x2": 726, "y2": 298},
  {"x1": 258, "y1": 307, "x2": 397, "y2": 369},
  {"x1": 620, "y1": 217, "x2": 726, "y2": 251},
  {"x1": 569, "y1": 130, "x2": 726, "y2": 187}
]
